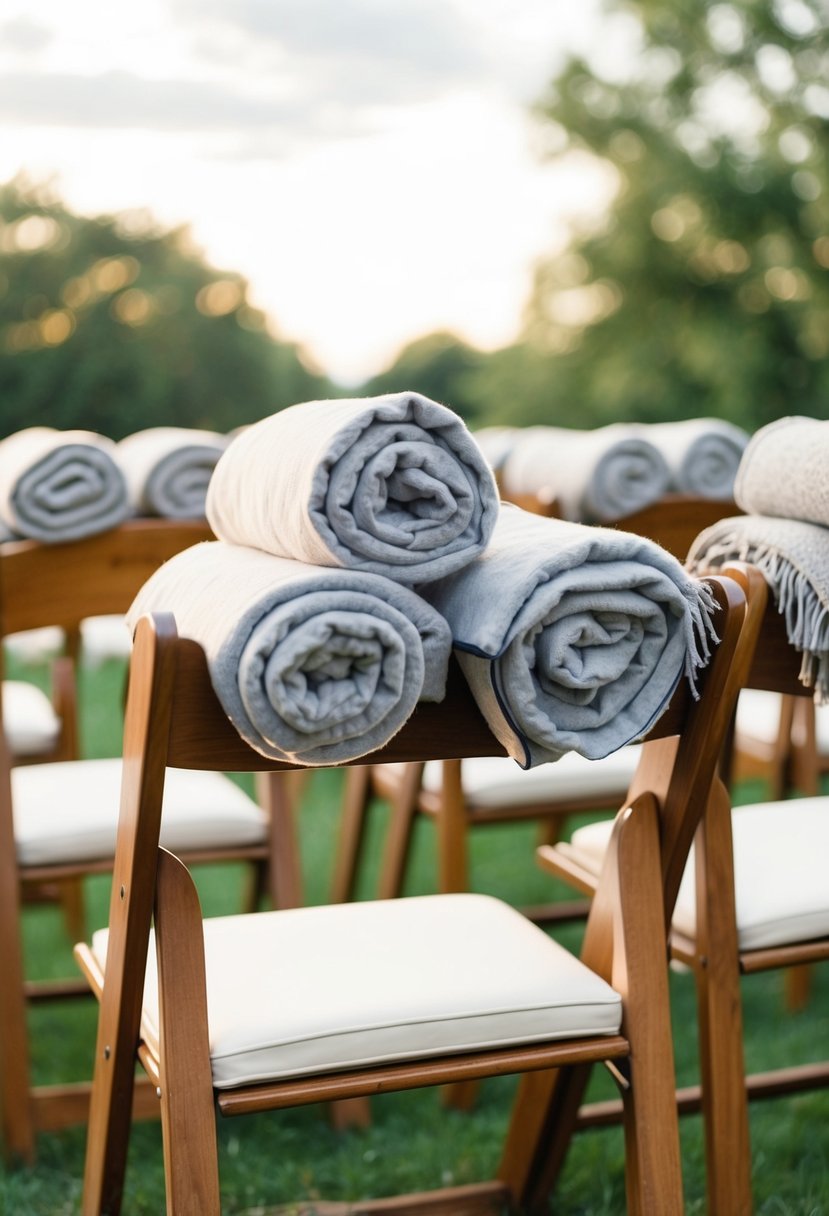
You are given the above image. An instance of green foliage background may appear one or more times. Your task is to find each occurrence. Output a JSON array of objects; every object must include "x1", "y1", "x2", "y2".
[{"x1": 0, "y1": 178, "x2": 334, "y2": 439}]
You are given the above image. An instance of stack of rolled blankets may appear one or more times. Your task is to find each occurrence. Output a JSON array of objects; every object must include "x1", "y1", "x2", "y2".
[
  {"x1": 128, "y1": 392, "x2": 718, "y2": 768},
  {"x1": 689, "y1": 415, "x2": 829, "y2": 703}
]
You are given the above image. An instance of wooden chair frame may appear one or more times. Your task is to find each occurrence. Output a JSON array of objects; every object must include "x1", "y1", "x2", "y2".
[
  {"x1": 74, "y1": 565, "x2": 757, "y2": 1216},
  {"x1": 540, "y1": 563, "x2": 828, "y2": 1216},
  {"x1": 0, "y1": 520, "x2": 301, "y2": 1163}
]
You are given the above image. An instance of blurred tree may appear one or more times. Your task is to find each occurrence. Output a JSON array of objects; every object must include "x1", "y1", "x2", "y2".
[
  {"x1": 0, "y1": 177, "x2": 334, "y2": 438},
  {"x1": 361, "y1": 331, "x2": 488, "y2": 427},
  {"x1": 474, "y1": 0, "x2": 829, "y2": 431}
]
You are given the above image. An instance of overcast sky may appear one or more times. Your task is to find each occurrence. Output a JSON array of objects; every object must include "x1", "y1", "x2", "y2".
[{"x1": 0, "y1": 0, "x2": 612, "y2": 383}]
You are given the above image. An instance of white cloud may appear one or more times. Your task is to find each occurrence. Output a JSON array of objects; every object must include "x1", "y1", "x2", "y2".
[{"x1": 0, "y1": 0, "x2": 603, "y2": 382}]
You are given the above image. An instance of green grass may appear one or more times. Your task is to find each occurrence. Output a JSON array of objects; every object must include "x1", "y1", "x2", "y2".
[{"x1": 2, "y1": 656, "x2": 829, "y2": 1214}]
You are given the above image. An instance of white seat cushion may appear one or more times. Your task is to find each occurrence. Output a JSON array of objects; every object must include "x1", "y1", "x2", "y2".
[
  {"x1": 734, "y1": 689, "x2": 785, "y2": 747},
  {"x1": 80, "y1": 615, "x2": 132, "y2": 664},
  {"x1": 92, "y1": 893, "x2": 622, "y2": 1089},
  {"x1": 3, "y1": 680, "x2": 61, "y2": 756},
  {"x1": 569, "y1": 797, "x2": 829, "y2": 951},
  {"x1": 4, "y1": 627, "x2": 64, "y2": 663},
  {"x1": 420, "y1": 747, "x2": 642, "y2": 809},
  {"x1": 14, "y1": 757, "x2": 267, "y2": 866}
]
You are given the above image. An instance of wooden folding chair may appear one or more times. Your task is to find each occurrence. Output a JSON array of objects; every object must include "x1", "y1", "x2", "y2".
[
  {"x1": 0, "y1": 520, "x2": 301, "y2": 1163},
  {"x1": 540, "y1": 562, "x2": 829, "y2": 1214},
  {"x1": 74, "y1": 563, "x2": 757, "y2": 1215},
  {"x1": 332, "y1": 495, "x2": 739, "y2": 914}
]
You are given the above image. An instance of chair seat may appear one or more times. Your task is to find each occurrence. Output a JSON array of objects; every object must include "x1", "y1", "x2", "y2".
[
  {"x1": 3, "y1": 680, "x2": 61, "y2": 756},
  {"x1": 15, "y1": 758, "x2": 267, "y2": 866},
  {"x1": 420, "y1": 747, "x2": 643, "y2": 808},
  {"x1": 734, "y1": 688, "x2": 786, "y2": 747},
  {"x1": 568, "y1": 797, "x2": 829, "y2": 951},
  {"x1": 93, "y1": 893, "x2": 622, "y2": 1089}
]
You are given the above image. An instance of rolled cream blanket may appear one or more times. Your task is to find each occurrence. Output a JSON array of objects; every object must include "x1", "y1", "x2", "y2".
[
  {"x1": 471, "y1": 426, "x2": 520, "y2": 473},
  {"x1": 206, "y1": 393, "x2": 499, "y2": 584},
  {"x1": 422, "y1": 505, "x2": 717, "y2": 768},
  {"x1": 116, "y1": 427, "x2": 229, "y2": 519},
  {"x1": 0, "y1": 428, "x2": 129, "y2": 542},
  {"x1": 126, "y1": 541, "x2": 452, "y2": 765},
  {"x1": 499, "y1": 424, "x2": 671, "y2": 523},
  {"x1": 642, "y1": 418, "x2": 749, "y2": 499},
  {"x1": 733, "y1": 416, "x2": 829, "y2": 525}
]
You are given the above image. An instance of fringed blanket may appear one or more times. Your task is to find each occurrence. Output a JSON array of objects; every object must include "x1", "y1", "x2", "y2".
[
  {"x1": 423, "y1": 505, "x2": 717, "y2": 767},
  {"x1": 498, "y1": 424, "x2": 671, "y2": 523},
  {"x1": 126, "y1": 541, "x2": 452, "y2": 766},
  {"x1": 689, "y1": 519, "x2": 829, "y2": 703},
  {"x1": 643, "y1": 418, "x2": 748, "y2": 499},
  {"x1": 206, "y1": 393, "x2": 499, "y2": 584},
  {"x1": 117, "y1": 427, "x2": 229, "y2": 519},
  {"x1": 0, "y1": 428, "x2": 129, "y2": 542},
  {"x1": 688, "y1": 416, "x2": 829, "y2": 703}
]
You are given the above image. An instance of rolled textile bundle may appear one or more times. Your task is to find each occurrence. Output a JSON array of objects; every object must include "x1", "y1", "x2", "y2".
[
  {"x1": 688, "y1": 417, "x2": 829, "y2": 702},
  {"x1": 733, "y1": 415, "x2": 829, "y2": 525},
  {"x1": 206, "y1": 392, "x2": 499, "y2": 584},
  {"x1": 499, "y1": 424, "x2": 671, "y2": 523},
  {"x1": 116, "y1": 426, "x2": 229, "y2": 519},
  {"x1": 642, "y1": 418, "x2": 749, "y2": 499},
  {"x1": 689, "y1": 515, "x2": 829, "y2": 701},
  {"x1": 126, "y1": 541, "x2": 452, "y2": 766},
  {"x1": 0, "y1": 427, "x2": 130, "y2": 543},
  {"x1": 471, "y1": 426, "x2": 520, "y2": 473},
  {"x1": 422, "y1": 505, "x2": 716, "y2": 768}
]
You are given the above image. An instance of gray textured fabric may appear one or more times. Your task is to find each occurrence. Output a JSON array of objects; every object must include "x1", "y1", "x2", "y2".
[
  {"x1": 423, "y1": 505, "x2": 717, "y2": 768},
  {"x1": 689, "y1": 514, "x2": 829, "y2": 703},
  {"x1": 641, "y1": 418, "x2": 749, "y2": 498},
  {"x1": 126, "y1": 541, "x2": 452, "y2": 765},
  {"x1": 499, "y1": 425, "x2": 671, "y2": 522},
  {"x1": 206, "y1": 393, "x2": 499, "y2": 584},
  {"x1": 734, "y1": 416, "x2": 829, "y2": 525},
  {"x1": 117, "y1": 427, "x2": 229, "y2": 519},
  {"x1": 688, "y1": 417, "x2": 829, "y2": 703},
  {"x1": 0, "y1": 427, "x2": 130, "y2": 543}
]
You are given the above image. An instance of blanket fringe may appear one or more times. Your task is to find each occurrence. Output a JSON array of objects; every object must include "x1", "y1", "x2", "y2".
[{"x1": 691, "y1": 531, "x2": 829, "y2": 705}]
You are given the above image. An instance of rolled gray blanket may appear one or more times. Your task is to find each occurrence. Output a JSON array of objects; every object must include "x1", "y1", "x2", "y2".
[
  {"x1": 642, "y1": 418, "x2": 749, "y2": 499},
  {"x1": 422, "y1": 505, "x2": 717, "y2": 768},
  {"x1": 116, "y1": 427, "x2": 229, "y2": 519},
  {"x1": 499, "y1": 425, "x2": 671, "y2": 523},
  {"x1": 206, "y1": 393, "x2": 499, "y2": 584},
  {"x1": 126, "y1": 541, "x2": 452, "y2": 765},
  {"x1": 0, "y1": 427, "x2": 130, "y2": 542}
]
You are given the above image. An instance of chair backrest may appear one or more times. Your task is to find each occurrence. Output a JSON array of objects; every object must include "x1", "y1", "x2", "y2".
[
  {"x1": 610, "y1": 496, "x2": 742, "y2": 564},
  {"x1": 0, "y1": 520, "x2": 213, "y2": 640}
]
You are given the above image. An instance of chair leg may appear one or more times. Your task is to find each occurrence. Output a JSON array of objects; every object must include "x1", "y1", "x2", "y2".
[
  {"x1": 257, "y1": 771, "x2": 304, "y2": 910},
  {"x1": 377, "y1": 764, "x2": 426, "y2": 900},
  {"x1": 502, "y1": 795, "x2": 684, "y2": 1215},
  {"x1": 693, "y1": 783, "x2": 753, "y2": 1216},
  {"x1": 785, "y1": 963, "x2": 813, "y2": 1012},
  {"x1": 435, "y1": 760, "x2": 468, "y2": 895},
  {"x1": 331, "y1": 766, "x2": 374, "y2": 903},
  {"x1": 0, "y1": 859, "x2": 35, "y2": 1163},
  {"x1": 155, "y1": 849, "x2": 222, "y2": 1216},
  {"x1": 499, "y1": 1063, "x2": 593, "y2": 1214}
]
